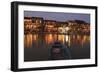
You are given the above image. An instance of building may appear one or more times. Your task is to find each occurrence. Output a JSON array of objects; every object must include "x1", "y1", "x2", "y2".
[
  {"x1": 57, "y1": 22, "x2": 69, "y2": 34},
  {"x1": 44, "y1": 20, "x2": 57, "y2": 33},
  {"x1": 24, "y1": 17, "x2": 90, "y2": 34},
  {"x1": 31, "y1": 17, "x2": 44, "y2": 32},
  {"x1": 24, "y1": 17, "x2": 33, "y2": 33}
]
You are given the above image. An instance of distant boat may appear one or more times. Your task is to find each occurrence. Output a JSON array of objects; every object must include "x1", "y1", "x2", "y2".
[{"x1": 49, "y1": 41, "x2": 72, "y2": 60}]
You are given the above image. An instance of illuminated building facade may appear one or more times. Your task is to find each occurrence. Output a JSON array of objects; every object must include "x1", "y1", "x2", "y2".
[
  {"x1": 24, "y1": 17, "x2": 90, "y2": 34},
  {"x1": 44, "y1": 20, "x2": 57, "y2": 33},
  {"x1": 57, "y1": 22, "x2": 68, "y2": 34}
]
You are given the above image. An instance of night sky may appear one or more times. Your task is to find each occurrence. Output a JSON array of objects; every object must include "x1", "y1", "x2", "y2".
[{"x1": 24, "y1": 11, "x2": 90, "y2": 23}]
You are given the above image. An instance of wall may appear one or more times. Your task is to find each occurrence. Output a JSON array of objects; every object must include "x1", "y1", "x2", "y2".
[{"x1": 0, "y1": 0, "x2": 99, "y2": 73}]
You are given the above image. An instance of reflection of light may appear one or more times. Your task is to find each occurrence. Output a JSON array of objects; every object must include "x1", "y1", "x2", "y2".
[
  {"x1": 83, "y1": 35, "x2": 87, "y2": 42},
  {"x1": 65, "y1": 35, "x2": 68, "y2": 42},
  {"x1": 49, "y1": 34, "x2": 52, "y2": 40},
  {"x1": 65, "y1": 35, "x2": 71, "y2": 46},
  {"x1": 73, "y1": 35, "x2": 75, "y2": 39},
  {"x1": 45, "y1": 34, "x2": 53, "y2": 44},
  {"x1": 24, "y1": 34, "x2": 33, "y2": 48},
  {"x1": 68, "y1": 36, "x2": 71, "y2": 46},
  {"x1": 58, "y1": 35, "x2": 64, "y2": 43},
  {"x1": 82, "y1": 35, "x2": 90, "y2": 44},
  {"x1": 24, "y1": 33, "x2": 90, "y2": 50},
  {"x1": 32, "y1": 34, "x2": 37, "y2": 42},
  {"x1": 53, "y1": 34, "x2": 58, "y2": 41},
  {"x1": 87, "y1": 36, "x2": 90, "y2": 41},
  {"x1": 77, "y1": 35, "x2": 81, "y2": 40}
]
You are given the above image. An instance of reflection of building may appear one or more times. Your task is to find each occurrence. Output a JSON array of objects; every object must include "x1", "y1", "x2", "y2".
[{"x1": 24, "y1": 17, "x2": 90, "y2": 34}]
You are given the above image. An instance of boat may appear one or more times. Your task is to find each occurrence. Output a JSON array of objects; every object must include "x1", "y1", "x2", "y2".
[{"x1": 49, "y1": 41, "x2": 72, "y2": 60}]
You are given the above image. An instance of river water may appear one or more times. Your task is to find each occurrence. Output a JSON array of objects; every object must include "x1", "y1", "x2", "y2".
[{"x1": 24, "y1": 33, "x2": 90, "y2": 62}]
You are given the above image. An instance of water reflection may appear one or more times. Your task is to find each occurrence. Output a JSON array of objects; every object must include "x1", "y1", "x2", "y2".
[
  {"x1": 24, "y1": 34, "x2": 33, "y2": 48},
  {"x1": 24, "y1": 33, "x2": 90, "y2": 61},
  {"x1": 24, "y1": 34, "x2": 90, "y2": 48}
]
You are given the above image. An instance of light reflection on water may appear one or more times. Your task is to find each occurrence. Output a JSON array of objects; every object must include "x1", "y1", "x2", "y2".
[
  {"x1": 24, "y1": 33, "x2": 90, "y2": 48},
  {"x1": 24, "y1": 33, "x2": 90, "y2": 61}
]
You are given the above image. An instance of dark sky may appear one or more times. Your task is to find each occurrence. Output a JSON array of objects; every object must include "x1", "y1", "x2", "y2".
[{"x1": 24, "y1": 11, "x2": 90, "y2": 23}]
